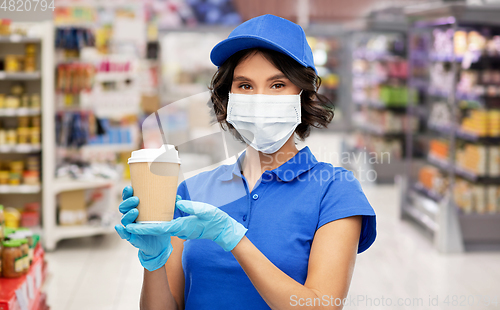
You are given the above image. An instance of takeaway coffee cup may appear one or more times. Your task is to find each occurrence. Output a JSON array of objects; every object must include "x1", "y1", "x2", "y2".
[{"x1": 127, "y1": 144, "x2": 181, "y2": 223}]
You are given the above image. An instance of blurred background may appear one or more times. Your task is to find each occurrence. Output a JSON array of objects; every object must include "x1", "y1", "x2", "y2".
[{"x1": 0, "y1": 0, "x2": 500, "y2": 309}]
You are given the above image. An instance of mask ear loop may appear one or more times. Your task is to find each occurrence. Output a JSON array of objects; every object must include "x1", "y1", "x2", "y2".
[{"x1": 298, "y1": 90, "x2": 303, "y2": 96}]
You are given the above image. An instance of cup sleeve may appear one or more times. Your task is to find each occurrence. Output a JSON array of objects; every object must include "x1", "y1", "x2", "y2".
[
  {"x1": 318, "y1": 170, "x2": 377, "y2": 254},
  {"x1": 174, "y1": 180, "x2": 191, "y2": 219}
]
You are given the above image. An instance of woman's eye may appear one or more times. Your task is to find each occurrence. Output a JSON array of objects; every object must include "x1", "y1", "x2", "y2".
[
  {"x1": 239, "y1": 84, "x2": 252, "y2": 90},
  {"x1": 272, "y1": 83, "x2": 285, "y2": 89}
]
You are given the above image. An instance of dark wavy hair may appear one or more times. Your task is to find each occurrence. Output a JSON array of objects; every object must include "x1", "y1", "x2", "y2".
[{"x1": 209, "y1": 48, "x2": 335, "y2": 142}]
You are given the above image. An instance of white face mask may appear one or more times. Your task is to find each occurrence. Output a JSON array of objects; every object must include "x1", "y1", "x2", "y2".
[{"x1": 226, "y1": 91, "x2": 302, "y2": 154}]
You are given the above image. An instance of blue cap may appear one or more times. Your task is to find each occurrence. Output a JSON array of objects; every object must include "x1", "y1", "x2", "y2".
[{"x1": 210, "y1": 14, "x2": 317, "y2": 74}]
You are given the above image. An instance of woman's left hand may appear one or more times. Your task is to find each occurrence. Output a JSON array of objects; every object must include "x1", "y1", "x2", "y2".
[{"x1": 125, "y1": 200, "x2": 248, "y2": 252}]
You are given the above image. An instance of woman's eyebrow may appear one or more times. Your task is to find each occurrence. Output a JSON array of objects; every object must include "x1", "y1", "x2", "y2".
[
  {"x1": 232, "y1": 74, "x2": 287, "y2": 82},
  {"x1": 233, "y1": 76, "x2": 253, "y2": 82},
  {"x1": 266, "y1": 74, "x2": 287, "y2": 81}
]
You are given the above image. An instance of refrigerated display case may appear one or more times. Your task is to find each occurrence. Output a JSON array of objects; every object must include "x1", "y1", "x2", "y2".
[{"x1": 403, "y1": 3, "x2": 500, "y2": 253}]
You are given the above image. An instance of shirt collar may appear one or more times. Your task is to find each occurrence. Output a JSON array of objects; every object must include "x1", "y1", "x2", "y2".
[{"x1": 217, "y1": 146, "x2": 318, "y2": 182}]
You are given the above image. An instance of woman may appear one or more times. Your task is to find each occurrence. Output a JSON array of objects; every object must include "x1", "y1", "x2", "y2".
[{"x1": 116, "y1": 14, "x2": 376, "y2": 310}]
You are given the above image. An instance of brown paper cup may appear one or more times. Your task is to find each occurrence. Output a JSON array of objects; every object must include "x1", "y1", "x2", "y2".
[{"x1": 129, "y1": 162, "x2": 180, "y2": 222}]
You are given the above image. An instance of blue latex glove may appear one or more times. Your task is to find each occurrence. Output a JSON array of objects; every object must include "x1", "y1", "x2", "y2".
[
  {"x1": 115, "y1": 186, "x2": 180, "y2": 271},
  {"x1": 126, "y1": 200, "x2": 248, "y2": 252}
]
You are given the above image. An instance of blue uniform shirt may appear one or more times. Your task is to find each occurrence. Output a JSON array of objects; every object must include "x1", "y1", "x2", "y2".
[{"x1": 174, "y1": 146, "x2": 376, "y2": 309}]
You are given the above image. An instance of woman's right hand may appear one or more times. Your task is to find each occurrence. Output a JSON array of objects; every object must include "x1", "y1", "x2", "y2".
[{"x1": 114, "y1": 186, "x2": 175, "y2": 272}]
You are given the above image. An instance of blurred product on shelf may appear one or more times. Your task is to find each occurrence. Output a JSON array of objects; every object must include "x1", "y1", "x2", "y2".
[
  {"x1": 428, "y1": 102, "x2": 453, "y2": 130},
  {"x1": 20, "y1": 202, "x2": 40, "y2": 228},
  {"x1": 144, "y1": 0, "x2": 240, "y2": 29},
  {"x1": 488, "y1": 186, "x2": 500, "y2": 213},
  {"x1": 354, "y1": 33, "x2": 406, "y2": 58},
  {"x1": 15, "y1": 228, "x2": 34, "y2": 265},
  {"x1": 1, "y1": 226, "x2": 41, "y2": 278},
  {"x1": 453, "y1": 180, "x2": 499, "y2": 214},
  {"x1": 307, "y1": 36, "x2": 341, "y2": 119},
  {"x1": 0, "y1": 203, "x2": 40, "y2": 230},
  {"x1": 0, "y1": 117, "x2": 40, "y2": 149},
  {"x1": 24, "y1": 43, "x2": 37, "y2": 72},
  {"x1": 0, "y1": 157, "x2": 40, "y2": 186},
  {"x1": 161, "y1": 32, "x2": 225, "y2": 102},
  {"x1": 457, "y1": 69, "x2": 500, "y2": 102},
  {"x1": 56, "y1": 63, "x2": 95, "y2": 94},
  {"x1": 7, "y1": 234, "x2": 28, "y2": 274},
  {"x1": 0, "y1": 83, "x2": 41, "y2": 110},
  {"x1": 347, "y1": 31, "x2": 410, "y2": 183},
  {"x1": 308, "y1": 36, "x2": 341, "y2": 86},
  {"x1": 118, "y1": 151, "x2": 132, "y2": 180},
  {"x1": 417, "y1": 165, "x2": 448, "y2": 199},
  {"x1": 3, "y1": 44, "x2": 37, "y2": 73},
  {"x1": 460, "y1": 109, "x2": 500, "y2": 137},
  {"x1": 55, "y1": 186, "x2": 118, "y2": 228},
  {"x1": 58, "y1": 52, "x2": 141, "y2": 120},
  {"x1": 429, "y1": 139, "x2": 449, "y2": 161},
  {"x1": 424, "y1": 27, "x2": 500, "y2": 99},
  {"x1": 428, "y1": 62, "x2": 454, "y2": 95},
  {"x1": 432, "y1": 28, "x2": 454, "y2": 58},
  {"x1": 55, "y1": 111, "x2": 136, "y2": 149},
  {"x1": 354, "y1": 109, "x2": 418, "y2": 134},
  {"x1": 55, "y1": 110, "x2": 102, "y2": 148},
  {"x1": 456, "y1": 144, "x2": 500, "y2": 177},
  {"x1": 4, "y1": 207, "x2": 21, "y2": 229},
  {"x1": 321, "y1": 73, "x2": 340, "y2": 90},
  {"x1": 55, "y1": 27, "x2": 95, "y2": 50},
  {"x1": 188, "y1": 0, "x2": 241, "y2": 25},
  {"x1": 428, "y1": 138, "x2": 500, "y2": 178},
  {"x1": 417, "y1": 169, "x2": 499, "y2": 215},
  {"x1": 353, "y1": 134, "x2": 402, "y2": 160},
  {"x1": 54, "y1": 6, "x2": 96, "y2": 24},
  {"x1": 0, "y1": 171, "x2": 7, "y2": 184},
  {"x1": 431, "y1": 28, "x2": 500, "y2": 60},
  {"x1": 1, "y1": 239, "x2": 23, "y2": 278},
  {"x1": 0, "y1": 20, "x2": 48, "y2": 307},
  {"x1": 0, "y1": 205, "x2": 4, "y2": 239},
  {"x1": 0, "y1": 19, "x2": 11, "y2": 36},
  {"x1": 96, "y1": 58, "x2": 132, "y2": 73},
  {"x1": 0, "y1": 233, "x2": 46, "y2": 309},
  {"x1": 140, "y1": 94, "x2": 160, "y2": 114},
  {"x1": 456, "y1": 144, "x2": 487, "y2": 175},
  {"x1": 58, "y1": 190, "x2": 87, "y2": 226},
  {"x1": 87, "y1": 124, "x2": 133, "y2": 146},
  {"x1": 0, "y1": 19, "x2": 38, "y2": 37},
  {"x1": 353, "y1": 58, "x2": 413, "y2": 106},
  {"x1": 55, "y1": 160, "x2": 121, "y2": 181}
]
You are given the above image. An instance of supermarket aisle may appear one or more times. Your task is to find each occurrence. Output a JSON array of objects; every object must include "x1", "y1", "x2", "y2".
[
  {"x1": 349, "y1": 186, "x2": 500, "y2": 310},
  {"x1": 44, "y1": 132, "x2": 500, "y2": 310},
  {"x1": 44, "y1": 233, "x2": 143, "y2": 310}
]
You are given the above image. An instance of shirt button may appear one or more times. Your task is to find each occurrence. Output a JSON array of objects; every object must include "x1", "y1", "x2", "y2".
[
  {"x1": 243, "y1": 215, "x2": 247, "y2": 221},
  {"x1": 252, "y1": 194, "x2": 259, "y2": 200}
]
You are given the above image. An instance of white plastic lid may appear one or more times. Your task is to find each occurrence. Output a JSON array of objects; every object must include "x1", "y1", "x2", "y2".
[
  {"x1": 16, "y1": 230, "x2": 33, "y2": 237},
  {"x1": 128, "y1": 144, "x2": 181, "y2": 164},
  {"x1": 7, "y1": 232, "x2": 24, "y2": 239}
]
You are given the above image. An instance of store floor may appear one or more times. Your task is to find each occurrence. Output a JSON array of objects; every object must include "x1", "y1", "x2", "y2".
[{"x1": 44, "y1": 132, "x2": 500, "y2": 310}]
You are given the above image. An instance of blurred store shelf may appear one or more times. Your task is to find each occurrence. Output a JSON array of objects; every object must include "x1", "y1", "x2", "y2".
[
  {"x1": 0, "y1": 144, "x2": 42, "y2": 153},
  {"x1": 0, "y1": 107, "x2": 41, "y2": 116},
  {"x1": 0, "y1": 35, "x2": 41, "y2": 43},
  {"x1": 0, "y1": 184, "x2": 41, "y2": 194},
  {"x1": 52, "y1": 177, "x2": 115, "y2": 194},
  {"x1": 402, "y1": 2, "x2": 500, "y2": 253},
  {"x1": 53, "y1": 225, "x2": 116, "y2": 241},
  {"x1": 0, "y1": 71, "x2": 41, "y2": 80}
]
